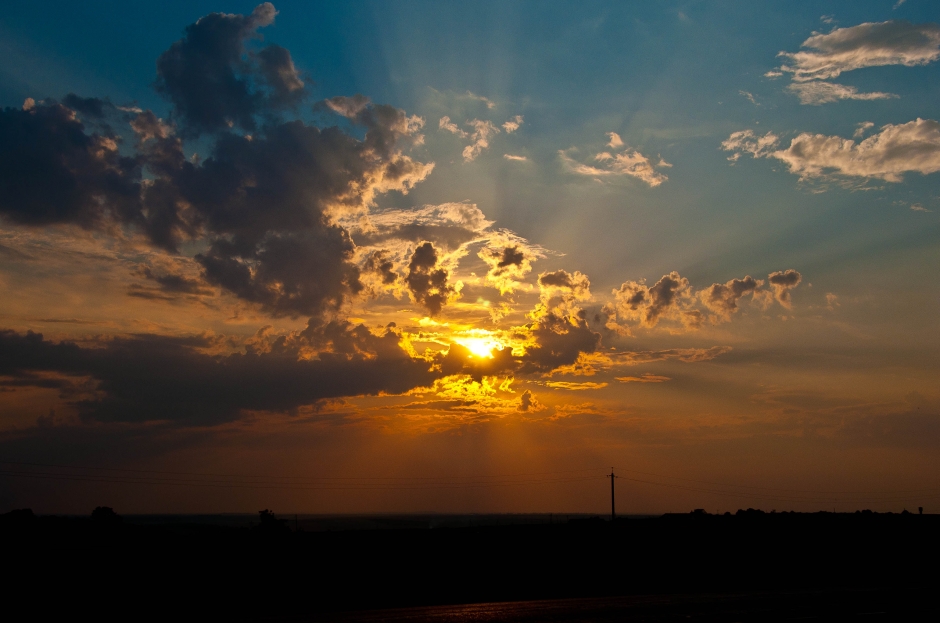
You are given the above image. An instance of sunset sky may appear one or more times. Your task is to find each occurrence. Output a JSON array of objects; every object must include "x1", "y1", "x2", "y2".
[{"x1": 1, "y1": 1, "x2": 939, "y2": 515}]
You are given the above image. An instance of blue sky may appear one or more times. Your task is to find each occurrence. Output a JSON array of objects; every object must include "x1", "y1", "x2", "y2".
[{"x1": 1, "y1": 1, "x2": 939, "y2": 513}]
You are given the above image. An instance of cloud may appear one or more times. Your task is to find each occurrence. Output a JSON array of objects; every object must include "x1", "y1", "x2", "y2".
[
  {"x1": 154, "y1": 3, "x2": 308, "y2": 135},
  {"x1": 786, "y1": 82, "x2": 897, "y2": 105},
  {"x1": 775, "y1": 119, "x2": 940, "y2": 182},
  {"x1": 503, "y1": 154, "x2": 527, "y2": 161},
  {"x1": 615, "y1": 374, "x2": 671, "y2": 383},
  {"x1": 778, "y1": 21, "x2": 940, "y2": 82},
  {"x1": 768, "y1": 269, "x2": 802, "y2": 308},
  {"x1": 854, "y1": 121, "x2": 875, "y2": 138},
  {"x1": 438, "y1": 115, "x2": 466, "y2": 137},
  {"x1": 519, "y1": 271, "x2": 600, "y2": 373},
  {"x1": 479, "y1": 244, "x2": 536, "y2": 295},
  {"x1": 609, "y1": 270, "x2": 797, "y2": 331},
  {"x1": 562, "y1": 135, "x2": 670, "y2": 187},
  {"x1": 739, "y1": 90, "x2": 759, "y2": 105},
  {"x1": 0, "y1": 5, "x2": 437, "y2": 319},
  {"x1": 0, "y1": 325, "x2": 438, "y2": 425},
  {"x1": 354, "y1": 202, "x2": 493, "y2": 252},
  {"x1": 462, "y1": 120, "x2": 500, "y2": 161},
  {"x1": 698, "y1": 276, "x2": 763, "y2": 323},
  {"x1": 502, "y1": 115, "x2": 524, "y2": 133},
  {"x1": 538, "y1": 269, "x2": 591, "y2": 300},
  {"x1": 463, "y1": 91, "x2": 496, "y2": 109},
  {"x1": 721, "y1": 130, "x2": 780, "y2": 161},
  {"x1": 544, "y1": 381, "x2": 608, "y2": 390},
  {"x1": 517, "y1": 390, "x2": 545, "y2": 412},
  {"x1": 175, "y1": 99, "x2": 432, "y2": 316},
  {"x1": 612, "y1": 272, "x2": 694, "y2": 328},
  {"x1": 723, "y1": 119, "x2": 940, "y2": 183},
  {"x1": 614, "y1": 346, "x2": 733, "y2": 365},
  {"x1": 131, "y1": 265, "x2": 214, "y2": 299},
  {"x1": 0, "y1": 99, "x2": 142, "y2": 230},
  {"x1": 520, "y1": 313, "x2": 600, "y2": 373},
  {"x1": 341, "y1": 202, "x2": 548, "y2": 300},
  {"x1": 438, "y1": 117, "x2": 503, "y2": 161},
  {"x1": 405, "y1": 242, "x2": 459, "y2": 315}
]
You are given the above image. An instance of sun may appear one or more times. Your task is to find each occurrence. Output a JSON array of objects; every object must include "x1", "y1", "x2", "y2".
[{"x1": 453, "y1": 334, "x2": 504, "y2": 359}]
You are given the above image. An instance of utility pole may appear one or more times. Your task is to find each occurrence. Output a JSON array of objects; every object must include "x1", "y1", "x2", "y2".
[{"x1": 607, "y1": 468, "x2": 617, "y2": 521}]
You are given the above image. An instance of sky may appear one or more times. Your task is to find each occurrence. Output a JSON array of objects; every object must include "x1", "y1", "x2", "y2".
[{"x1": 1, "y1": 0, "x2": 939, "y2": 515}]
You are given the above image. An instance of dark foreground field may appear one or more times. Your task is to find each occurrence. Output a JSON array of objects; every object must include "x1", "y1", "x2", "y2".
[{"x1": 3, "y1": 510, "x2": 937, "y2": 620}]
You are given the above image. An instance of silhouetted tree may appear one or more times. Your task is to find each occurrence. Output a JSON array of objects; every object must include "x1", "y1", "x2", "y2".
[
  {"x1": 91, "y1": 506, "x2": 122, "y2": 524},
  {"x1": 1, "y1": 508, "x2": 37, "y2": 528},
  {"x1": 257, "y1": 509, "x2": 290, "y2": 534}
]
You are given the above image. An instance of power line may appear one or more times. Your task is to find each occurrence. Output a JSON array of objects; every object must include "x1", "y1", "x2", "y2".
[
  {"x1": 0, "y1": 469, "x2": 601, "y2": 491},
  {"x1": 618, "y1": 476, "x2": 940, "y2": 504},
  {"x1": 612, "y1": 466, "x2": 940, "y2": 496},
  {"x1": 0, "y1": 460, "x2": 607, "y2": 482},
  {"x1": 1, "y1": 459, "x2": 935, "y2": 503}
]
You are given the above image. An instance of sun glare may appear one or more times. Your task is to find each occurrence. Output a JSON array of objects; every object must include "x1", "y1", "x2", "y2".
[{"x1": 453, "y1": 335, "x2": 503, "y2": 359}]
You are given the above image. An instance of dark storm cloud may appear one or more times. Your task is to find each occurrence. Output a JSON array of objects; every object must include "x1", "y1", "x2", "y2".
[
  {"x1": 520, "y1": 312, "x2": 600, "y2": 373},
  {"x1": 364, "y1": 250, "x2": 398, "y2": 285},
  {"x1": 256, "y1": 44, "x2": 306, "y2": 106},
  {"x1": 60, "y1": 94, "x2": 113, "y2": 119},
  {"x1": 154, "y1": 3, "x2": 304, "y2": 135},
  {"x1": 128, "y1": 267, "x2": 214, "y2": 300},
  {"x1": 494, "y1": 246, "x2": 525, "y2": 272},
  {"x1": 0, "y1": 327, "x2": 437, "y2": 425},
  {"x1": 0, "y1": 3, "x2": 432, "y2": 317},
  {"x1": 518, "y1": 390, "x2": 539, "y2": 412},
  {"x1": 538, "y1": 270, "x2": 586, "y2": 292},
  {"x1": 405, "y1": 242, "x2": 456, "y2": 315},
  {"x1": 196, "y1": 227, "x2": 361, "y2": 317},
  {"x1": 0, "y1": 100, "x2": 142, "y2": 229},
  {"x1": 162, "y1": 106, "x2": 429, "y2": 315}
]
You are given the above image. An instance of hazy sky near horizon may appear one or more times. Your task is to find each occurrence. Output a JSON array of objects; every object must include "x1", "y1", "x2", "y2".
[{"x1": 1, "y1": 1, "x2": 939, "y2": 515}]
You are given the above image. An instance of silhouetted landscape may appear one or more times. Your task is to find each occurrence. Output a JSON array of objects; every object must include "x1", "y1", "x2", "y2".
[{"x1": 4, "y1": 507, "x2": 937, "y2": 620}]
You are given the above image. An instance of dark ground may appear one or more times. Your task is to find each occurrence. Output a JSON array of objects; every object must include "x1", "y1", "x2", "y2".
[{"x1": 2, "y1": 509, "x2": 937, "y2": 621}]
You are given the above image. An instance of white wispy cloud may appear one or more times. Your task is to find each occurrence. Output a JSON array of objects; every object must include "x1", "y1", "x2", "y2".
[
  {"x1": 786, "y1": 82, "x2": 897, "y2": 105},
  {"x1": 503, "y1": 154, "x2": 528, "y2": 161},
  {"x1": 562, "y1": 134, "x2": 670, "y2": 187},
  {"x1": 439, "y1": 115, "x2": 524, "y2": 161},
  {"x1": 723, "y1": 119, "x2": 940, "y2": 183},
  {"x1": 502, "y1": 115, "x2": 524, "y2": 133},
  {"x1": 778, "y1": 20, "x2": 940, "y2": 82},
  {"x1": 854, "y1": 121, "x2": 875, "y2": 138},
  {"x1": 461, "y1": 119, "x2": 499, "y2": 161},
  {"x1": 438, "y1": 115, "x2": 466, "y2": 137},
  {"x1": 721, "y1": 130, "x2": 780, "y2": 161},
  {"x1": 740, "y1": 90, "x2": 759, "y2": 105},
  {"x1": 771, "y1": 20, "x2": 940, "y2": 105}
]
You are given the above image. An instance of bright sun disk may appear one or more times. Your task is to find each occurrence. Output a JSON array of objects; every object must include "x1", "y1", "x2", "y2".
[{"x1": 453, "y1": 336, "x2": 503, "y2": 359}]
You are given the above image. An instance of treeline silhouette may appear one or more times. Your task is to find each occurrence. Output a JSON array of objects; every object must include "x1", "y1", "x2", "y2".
[{"x1": 3, "y1": 507, "x2": 937, "y2": 619}]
